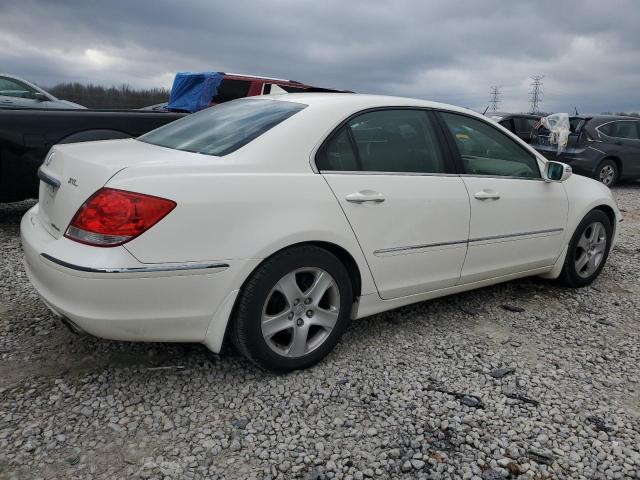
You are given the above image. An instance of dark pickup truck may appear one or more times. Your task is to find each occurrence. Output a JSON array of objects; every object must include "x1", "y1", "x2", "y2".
[{"x1": 0, "y1": 109, "x2": 185, "y2": 202}]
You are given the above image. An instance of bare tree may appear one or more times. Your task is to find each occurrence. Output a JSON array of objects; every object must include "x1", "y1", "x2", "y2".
[{"x1": 47, "y1": 83, "x2": 169, "y2": 109}]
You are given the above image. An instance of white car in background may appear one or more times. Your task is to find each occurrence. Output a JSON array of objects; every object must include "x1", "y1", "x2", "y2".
[
  {"x1": 0, "y1": 74, "x2": 85, "y2": 109},
  {"x1": 21, "y1": 94, "x2": 620, "y2": 372}
]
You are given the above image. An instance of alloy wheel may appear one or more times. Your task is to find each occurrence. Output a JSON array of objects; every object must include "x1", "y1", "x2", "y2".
[
  {"x1": 261, "y1": 267, "x2": 340, "y2": 358},
  {"x1": 574, "y1": 221, "x2": 607, "y2": 278},
  {"x1": 599, "y1": 165, "x2": 615, "y2": 186}
]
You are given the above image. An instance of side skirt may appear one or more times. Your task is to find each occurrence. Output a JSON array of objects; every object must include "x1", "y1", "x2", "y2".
[{"x1": 354, "y1": 265, "x2": 554, "y2": 319}]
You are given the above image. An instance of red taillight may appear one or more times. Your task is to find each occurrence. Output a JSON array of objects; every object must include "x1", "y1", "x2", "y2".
[{"x1": 64, "y1": 188, "x2": 176, "y2": 247}]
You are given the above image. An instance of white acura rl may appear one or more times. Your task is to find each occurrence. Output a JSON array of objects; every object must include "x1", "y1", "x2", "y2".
[{"x1": 21, "y1": 94, "x2": 620, "y2": 372}]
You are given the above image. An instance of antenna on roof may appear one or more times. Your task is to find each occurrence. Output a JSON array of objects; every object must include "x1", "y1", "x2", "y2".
[
  {"x1": 482, "y1": 105, "x2": 490, "y2": 115},
  {"x1": 574, "y1": 106, "x2": 579, "y2": 115}
]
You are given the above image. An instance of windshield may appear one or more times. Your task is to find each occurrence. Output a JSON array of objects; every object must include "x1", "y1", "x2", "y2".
[{"x1": 139, "y1": 98, "x2": 306, "y2": 156}]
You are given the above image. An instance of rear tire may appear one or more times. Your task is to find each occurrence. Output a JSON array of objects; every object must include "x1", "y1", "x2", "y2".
[
  {"x1": 231, "y1": 245, "x2": 353, "y2": 373},
  {"x1": 560, "y1": 210, "x2": 612, "y2": 287},
  {"x1": 595, "y1": 159, "x2": 619, "y2": 187}
]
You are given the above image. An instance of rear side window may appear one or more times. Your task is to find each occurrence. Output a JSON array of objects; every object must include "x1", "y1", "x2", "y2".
[
  {"x1": 316, "y1": 128, "x2": 359, "y2": 171},
  {"x1": 139, "y1": 98, "x2": 305, "y2": 156},
  {"x1": 317, "y1": 109, "x2": 447, "y2": 174},
  {"x1": 440, "y1": 112, "x2": 541, "y2": 178}
]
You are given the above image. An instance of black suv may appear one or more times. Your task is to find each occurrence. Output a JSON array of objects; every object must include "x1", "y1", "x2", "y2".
[
  {"x1": 531, "y1": 115, "x2": 640, "y2": 186},
  {"x1": 486, "y1": 112, "x2": 541, "y2": 143}
]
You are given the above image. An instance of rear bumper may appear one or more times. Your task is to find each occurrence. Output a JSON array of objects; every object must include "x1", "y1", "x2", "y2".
[{"x1": 21, "y1": 204, "x2": 256, "y2": 352}]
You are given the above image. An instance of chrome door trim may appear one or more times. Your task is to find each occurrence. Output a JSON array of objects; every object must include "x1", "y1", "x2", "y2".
[
  {"x1": 40, "y1": 253, "x2": 229, "y2": 274},
  {"x1": 373, "y1": 228, "x2": 564, "y2": 255},
  {"x1": 373, "y1": 239, "x2": 467, "y2": 255},
  {"x1": 469, "y1": 228, "x2": 564, "y2": 243}
]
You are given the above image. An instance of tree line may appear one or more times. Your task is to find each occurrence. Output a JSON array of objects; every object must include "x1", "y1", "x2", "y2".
[{"x1": 47, "y1": 83, "x2": 169, "y2": 109}]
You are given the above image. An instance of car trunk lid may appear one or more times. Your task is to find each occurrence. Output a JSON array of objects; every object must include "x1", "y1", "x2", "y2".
[{"x1": 36, "y1": 138, "x2": 191, "y2": 239}]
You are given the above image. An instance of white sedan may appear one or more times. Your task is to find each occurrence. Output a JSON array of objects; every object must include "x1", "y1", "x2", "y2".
[{"x1": 21, "y1": 94, "x2": 620, "y2": 372}]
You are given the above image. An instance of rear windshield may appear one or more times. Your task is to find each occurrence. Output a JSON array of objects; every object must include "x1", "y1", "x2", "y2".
[{"x1": 139, "y1": 98, "x2": 306, "y2": 156}]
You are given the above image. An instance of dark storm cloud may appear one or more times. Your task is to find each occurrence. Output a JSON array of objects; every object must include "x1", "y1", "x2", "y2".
[{"x1": 1, "y1": 0, "x2": 638, "y2": 113}]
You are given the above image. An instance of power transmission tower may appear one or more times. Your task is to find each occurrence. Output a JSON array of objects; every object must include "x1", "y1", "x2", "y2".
[
  {"x1": 488, "y1": 86, "x2": 502, "y2": 112},
  {"x1": 529, "y1": 75, "x2": 544, "y2": 114}
]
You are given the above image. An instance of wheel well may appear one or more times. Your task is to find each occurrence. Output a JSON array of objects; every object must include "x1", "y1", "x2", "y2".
[
  {"x1": 600, "y1": 156, "x2": 622, "y2": 176},
  {"x1": 593, "y1": 205, "x2": 616, "y2": 235},
  {"x1": 220, "y1": 241, "x2": 363, "y2": 352},
  {"x1": 305, "y1": 241, "x2": 362, "y2": 299},
  {"x1": 242, "y1": 241, "x2": 363, "y2": 300}
]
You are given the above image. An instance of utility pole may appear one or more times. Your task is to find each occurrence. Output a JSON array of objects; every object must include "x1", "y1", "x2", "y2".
[
  {"x1": 488, "y1": 86, "x2": 501, "y2": 112},
  {"x1": 529, "y1": 75, "x2": 544, "y2": 114}
]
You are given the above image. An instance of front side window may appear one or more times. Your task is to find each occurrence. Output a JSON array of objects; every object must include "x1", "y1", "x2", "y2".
[
  {"x1": 440, "y1": 112, "x2": 541, "y2": 178},
  {"x1": 139, "y1": 98, "x2": 305, "y2": 156},
  {"x1": 317, "y1": 109, "x2": 447, "y2": 174}
]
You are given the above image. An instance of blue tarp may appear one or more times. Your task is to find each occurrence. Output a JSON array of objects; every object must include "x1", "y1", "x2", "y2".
[{"x1": 167, "y1": 72, "x2": 223, "y2": 113}]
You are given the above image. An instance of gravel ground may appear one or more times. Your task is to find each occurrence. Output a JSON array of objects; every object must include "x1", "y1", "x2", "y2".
[{"x1": 1, "y1": 183, "x2": 639, "y2": 480}]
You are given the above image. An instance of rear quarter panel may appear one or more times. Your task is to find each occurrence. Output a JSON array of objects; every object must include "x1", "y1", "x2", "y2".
[{"x1": 107, "y1": 169, "x2": 378, "y2": 296}]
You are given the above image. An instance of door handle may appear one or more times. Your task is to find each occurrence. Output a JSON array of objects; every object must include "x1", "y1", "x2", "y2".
[
  {"x1": 345, "y1": 190, "x2": 385, "y2": 203},
  {"x1": 474, "y1": 189, "x2": 500, "y2": 200}
]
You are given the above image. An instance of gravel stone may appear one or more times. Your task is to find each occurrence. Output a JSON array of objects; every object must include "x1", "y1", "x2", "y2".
[{"x1": 1, "y1": 185, "x2": 640, "y2": 479}]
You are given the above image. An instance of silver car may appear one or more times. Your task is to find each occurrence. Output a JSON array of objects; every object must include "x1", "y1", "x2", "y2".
[{"x1": 0, "y1": 74, "x2": 85, "y2": 109}]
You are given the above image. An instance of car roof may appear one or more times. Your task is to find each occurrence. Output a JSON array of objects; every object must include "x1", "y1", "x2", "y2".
[{"x1": 259, "y1": 92, "x2": 482, "y2": 117}]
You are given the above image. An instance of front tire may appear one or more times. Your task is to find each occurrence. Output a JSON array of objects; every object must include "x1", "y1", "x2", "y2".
[
  {"x1": 595, "y1": 159, "x2": 619, "y2": 187},
  {"x1": 560, "y1": 210, "x2": 612, "y2": 287},
  {"x1": 231, "y1": 245, "x2": 353, "y2": 372}
]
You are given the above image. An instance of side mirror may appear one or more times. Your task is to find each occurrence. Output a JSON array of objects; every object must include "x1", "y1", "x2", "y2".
[
  {"x1": 544, "y1": 161, "x2": 572, "y2": 182},
  {"x1": 33, "y1": 92, "x2": 48, "y2": 102}
]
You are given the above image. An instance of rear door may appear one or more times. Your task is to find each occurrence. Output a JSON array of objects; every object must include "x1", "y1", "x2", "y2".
[
  {"x1": 317, "y1": 108, "x2": 470, "y2": 300},
  {"x1": 437, "y1": 111, "x2": 568, "y2": 283}
]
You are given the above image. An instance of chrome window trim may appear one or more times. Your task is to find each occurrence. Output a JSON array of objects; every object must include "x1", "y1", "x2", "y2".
[
  {"x1": 373, "y1": 228, "x2": 564, "y2": 255},
  {"x1": 319, "y1": 170, "x2": 460, "y2": 177},
  {"x1": 459, "y1": 173, "x2": 546, "y2": 181},
  {"x1": 40, "y1": 253, "x2": 229, "y2": 274}
]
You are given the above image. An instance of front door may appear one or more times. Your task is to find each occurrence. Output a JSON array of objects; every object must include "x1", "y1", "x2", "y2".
[
  {"x1": 438, "y1": 111, "x2": 568, "y2": 283},
  {"x1": 316, "y1": 108, "x2": 470, "y2": 299}
]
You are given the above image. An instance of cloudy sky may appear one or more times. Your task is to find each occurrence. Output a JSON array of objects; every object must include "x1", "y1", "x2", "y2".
[{"x1": 1, "y1": 0, "x2": 638, "y2": 113}]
